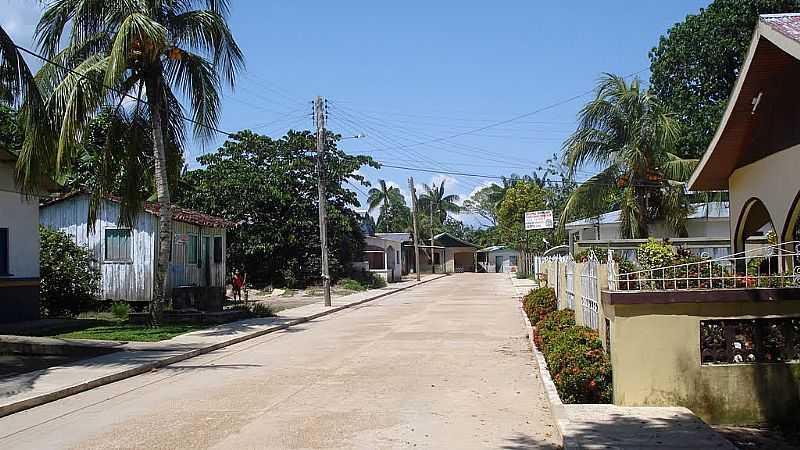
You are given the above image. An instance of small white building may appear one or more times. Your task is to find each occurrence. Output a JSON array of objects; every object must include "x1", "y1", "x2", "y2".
[
  {"x1": 476, "y1": 246, "x2": 519, "y2": 273},
  {"x1": 40, "y1": 191, "x2": 234, "y2": 303},
  {"x1": 565, "y1": 202, "x2": 733, "y2": 257},
  {"x1": 0, "y1": 149, "x2": 47, "y2": 322},
  {"x1": 364, "y1": 234, "x2": 403, "y2": 282}
]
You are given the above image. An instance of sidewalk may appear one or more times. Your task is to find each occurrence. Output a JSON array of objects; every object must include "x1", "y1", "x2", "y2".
[
  {"x1": 509, "y1": 275, "x2": 538, "y2": 298},
  {"x1": 514, "y1": 282, "x2": 734, "y2": 449},
  {"x1": 0, "y1": 274, "x2": 446, "y2": 418}
]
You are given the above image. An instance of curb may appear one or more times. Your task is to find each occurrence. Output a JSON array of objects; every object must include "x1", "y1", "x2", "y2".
[
  {"x1": 0, "y1": 274, "x2": 447, "y2": 418},
  {"x1": 516, "y1": 300, "x2": 579, "y2": 450}
]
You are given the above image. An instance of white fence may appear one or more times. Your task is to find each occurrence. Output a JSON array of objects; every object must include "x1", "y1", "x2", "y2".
[
  {"x1": 565, "y1": 257, "x2": 576, "y2": 310},
  {"x1": 580, "y1": 251, "x2": 600, "y2": 330}
]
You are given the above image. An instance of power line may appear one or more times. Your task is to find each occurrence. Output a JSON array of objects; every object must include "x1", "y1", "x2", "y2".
[
  {"x1": 14, "y1": 44, "x2": 235, "y2": 138},
  {"x1": 369, "y1": 67, "x2": 649, "y2": 152}
]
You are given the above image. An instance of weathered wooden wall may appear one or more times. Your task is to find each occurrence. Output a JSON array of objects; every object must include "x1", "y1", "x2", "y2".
[
  {"x1": 40, "y1": 195, "x2": 156, "y2": 302},
  {"x1": 41, "y1": 194, "x2": 227, "y2": 302}
]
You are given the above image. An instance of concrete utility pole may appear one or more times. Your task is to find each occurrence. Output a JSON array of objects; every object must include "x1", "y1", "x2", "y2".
[
  {"x1": 408, "y1": 178, "x2": 421, "y2": 281},
  {"x1": 315, "y1": 96, "x2": 331, "y2": 306},
  {"x1": 429, "y1": 201, "x2": 435, "y2": 274}
]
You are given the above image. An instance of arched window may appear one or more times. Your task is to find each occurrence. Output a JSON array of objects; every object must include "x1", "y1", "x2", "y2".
[
  {"x1": 735, "y1": 198, "x2": 776, "y2": 253},
  {"x1": 782, "y1": 191, "x2": 800, "y2": 244}
]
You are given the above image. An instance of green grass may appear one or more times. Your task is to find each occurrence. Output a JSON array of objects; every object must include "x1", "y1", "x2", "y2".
[{"x1": 56, "y1": 324, "x2": 205, "y2": 342}]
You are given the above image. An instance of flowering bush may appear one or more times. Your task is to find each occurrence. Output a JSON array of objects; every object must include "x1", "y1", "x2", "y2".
[
  {"x1": 522, "y1": 296, "x2": 612, "y2": 404},
  {"x1": 522, "y1": 287, "x2": 557, "y2": 324}
]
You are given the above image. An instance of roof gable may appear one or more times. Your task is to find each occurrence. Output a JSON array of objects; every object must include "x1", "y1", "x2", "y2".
[
  {"x1": 689, "y1": 14, "x2": 800, "y2": 191},
  {"x1": 433, "y1": 232, "x2": 479, "y2": 248}
]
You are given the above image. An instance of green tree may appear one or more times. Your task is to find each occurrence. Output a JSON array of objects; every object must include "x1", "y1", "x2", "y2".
[
  {"x1": 22, "y1": 0, "x2": 244, "y2": 321},
  {"x1": 497, "y1": 181, "x2": 552, "y2": 253},
  {"x1": 649, "y1": 0, "x2": 800, "y2": 158},
  {"x1": 418, "y1": 181, "x2": 461, "y2": 226},
  {"x1": 176, "y1": 130, "x2": 375, "y2": 288},
  {"x1": 463, "y1": 183, "x2": 503, "y2": 227},
  {"x1": 39, "y1": 225, "x2": 101, "y2": 317},
  {"x1": 562, "y1": 74, "x2": 697, "y2": 239},
  {"x1": 376, "y1": 202, "x2": 411, "y2": 233},
  {"x1": 367, "y1": 179, "x2": 404, "y2": 213}
]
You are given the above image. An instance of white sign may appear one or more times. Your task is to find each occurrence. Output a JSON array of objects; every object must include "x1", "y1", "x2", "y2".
[{"x1": 524, "y1": 210, "x2": 554, "y2": 230}]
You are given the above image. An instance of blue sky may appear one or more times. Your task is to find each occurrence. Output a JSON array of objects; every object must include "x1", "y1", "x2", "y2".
[{"x1": 3, "y1": 0, "x2": 711, "y2": 224}]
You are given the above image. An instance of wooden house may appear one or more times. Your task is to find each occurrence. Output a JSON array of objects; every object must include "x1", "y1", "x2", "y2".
[{"x1": 40, "y1": 192, "x2": 235, "y2": 303}]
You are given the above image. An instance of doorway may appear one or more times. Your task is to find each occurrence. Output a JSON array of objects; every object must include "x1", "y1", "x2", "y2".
[{"x1": 495, "y1": 255, "x2": 504, "y2": 273}]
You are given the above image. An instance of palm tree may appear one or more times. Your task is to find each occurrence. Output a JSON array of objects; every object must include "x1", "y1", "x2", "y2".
[
  {"x1": 419, "y1": 181, "x2": 461, "y2": 226},
  {"x1": 21, "y1": 0, "x2": 244, "y2": 321},
  {"x1": 561, "y1": 74, "x2": 697, "y2": 238},
  {"x1": 366, "y1": 179, "x2": 404, "y2": 213}
]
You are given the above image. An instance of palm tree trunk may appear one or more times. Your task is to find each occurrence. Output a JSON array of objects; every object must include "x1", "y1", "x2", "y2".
[{"x1": 146, "y1": 77, "x2": 172, "y2": 324}]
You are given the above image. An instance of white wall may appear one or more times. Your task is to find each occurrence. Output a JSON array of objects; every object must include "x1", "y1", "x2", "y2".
[
  {"x1": 484, "y1": 249, "x2": 519, "y2": 273},
  {"x1": 365, "y1": 235, "x2": 403, "y2": 282},
  {"x1": 0, "y1": 161, "x2": 40, "y2": 278}
]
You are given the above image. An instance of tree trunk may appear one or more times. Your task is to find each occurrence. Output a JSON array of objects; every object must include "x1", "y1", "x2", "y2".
[{"x1": 146, "y1": 77, "x2": 173, "y2": 324}]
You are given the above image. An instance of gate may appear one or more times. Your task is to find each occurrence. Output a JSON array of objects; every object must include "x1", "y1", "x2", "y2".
[
  {"x1": 565, "y1": 257, "x2": 576, "y2": 310},
  {"x1": 580, "y1": 251, "x2": 600, "y2": 330}
]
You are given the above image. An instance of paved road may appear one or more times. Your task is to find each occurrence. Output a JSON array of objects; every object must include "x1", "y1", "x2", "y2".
[{"x1": 0, "y1": 274, "x2": 558, "y2": 449}]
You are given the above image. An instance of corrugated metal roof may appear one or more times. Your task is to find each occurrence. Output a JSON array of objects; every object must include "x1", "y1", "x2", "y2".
[
  {"x1": 42, "y1": 191, "x2": 236, "y2": 229},
  {"x1": 762, "y1": 13, "x2": 800, "y2": 42},
  {"x1": 565, "y1": 203, "x2": 730, "y2": 228}
]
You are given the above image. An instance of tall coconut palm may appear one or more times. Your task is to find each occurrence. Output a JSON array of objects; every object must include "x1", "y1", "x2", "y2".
[
  {"x1": 21, "y1": 0, "x2": 244, "y2": 321},
  {"x1": 366, "y1": 179, "x2": 404, "y2": 213},
  {"x1": 561, "y1": 74, "x2": 697, "y2": 238},
  {"x1": 418, "y1": 181, "x2": 461, "y2": 226}
]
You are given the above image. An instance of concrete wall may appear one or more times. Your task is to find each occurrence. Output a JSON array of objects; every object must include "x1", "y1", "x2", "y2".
[
  {"x1": 730, "y1": 144, "x2": 800, "y2": 247},
  {"x1": 364, "y1": 236, "x2": 403, "y2": 282},
  {"x1": 608, "y1": 300, "x2": 800, "y2": 425},
  {"x1": 0, "y1": 162, "x2": 41, "y2": 322}
]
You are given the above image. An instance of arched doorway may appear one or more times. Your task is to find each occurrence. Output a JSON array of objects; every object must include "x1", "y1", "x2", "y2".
[{"x1": 734, "y1": 198, "x2": 777, "y2": 274}]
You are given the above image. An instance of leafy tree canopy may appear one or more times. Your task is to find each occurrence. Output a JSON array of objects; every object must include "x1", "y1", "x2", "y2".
[
  {"x1": 497, "y1": 181, "x2": 553, "y2": 253},
  {"x1": 649, "y1": 0, "x2": 800, "y2": 158},
  {"x1": 176, "y1": 129, "x2": 376, "y2": 288}
]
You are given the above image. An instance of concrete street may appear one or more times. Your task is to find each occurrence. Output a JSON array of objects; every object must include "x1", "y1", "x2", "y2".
[{"x1": 0, "y1": 274, "x2": 558, "y2": 449}]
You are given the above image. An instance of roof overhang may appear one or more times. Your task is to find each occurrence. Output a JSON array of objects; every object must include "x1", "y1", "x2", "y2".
[{"x1": 689, "y1": 14, "x2": 800, "y2": 191}]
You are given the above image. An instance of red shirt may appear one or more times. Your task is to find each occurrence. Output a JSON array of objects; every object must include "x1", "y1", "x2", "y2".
[{"x1": 232, "y1": 274, "x2": 244, "y2": 289}]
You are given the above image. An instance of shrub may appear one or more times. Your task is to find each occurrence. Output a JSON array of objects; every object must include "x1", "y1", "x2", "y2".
[
  {"x1": 39, "y1": 226, "x2": 101, "y2": 317},
  {"x1": 535, "y1": 309, "x2": 576, "y2": 351},
  {"x1": 336, "y1": 278, "x2": 367, "y2": 291},
  {"x1": 111, "y1": 302, "x2": 130, "y2": 321},
  {"x1": 523, "y1": 287, "x2": 557, "y2": 324},
  {"x1": 249, "y1": 302, "x2": 275, "y2": 317},
  {"x1": 636, "y1": 238, "x2": 674, "y2": 271},
  {"x1": 544, "y1": 325, "x2": 612, "y2": 404}
]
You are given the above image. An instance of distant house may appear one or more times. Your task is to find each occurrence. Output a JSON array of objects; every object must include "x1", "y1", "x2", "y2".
[
  {"x1": 476, "y1": 246, "x2": 519, "y2": 273},
  {"x1": 430, "y1": 232, "x2": 479, "y2": 273},
  {"x1": 0, "y1": 149, "x2": 48, "y2": 323},
  {"x1": 363, "y1": 234, "x2": 404, "y2": 283},
  {"x1": 40, "y1": 192, "x2": 235, "y2": 303},
  {"x1": 565, "y1": 202, "x2": 734, "y2": 259}
]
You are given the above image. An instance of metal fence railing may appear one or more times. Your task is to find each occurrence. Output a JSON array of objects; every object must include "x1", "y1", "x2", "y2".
[
  {"x1": 614, "y1": 241, "x2": 800, "y2": 291},
  {"x1": 580, "y1": 251, "x2": 600, "y2": 330},
  {"x1": 565, "y1": 257, "x2": 576, "y2": 310}
]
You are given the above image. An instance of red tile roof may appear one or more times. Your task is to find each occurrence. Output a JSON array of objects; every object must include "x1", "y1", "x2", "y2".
[
  {"x1": 762, "y1": 13, "x2": 800, "y2": 42},
  {"x1": 42, "y1": 191, "x2": 237, "y2": 229}
]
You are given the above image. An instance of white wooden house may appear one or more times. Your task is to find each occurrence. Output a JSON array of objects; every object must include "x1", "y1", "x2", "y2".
[{"x1": 40, "y1": 192, "x2": 235, "y2": 303}]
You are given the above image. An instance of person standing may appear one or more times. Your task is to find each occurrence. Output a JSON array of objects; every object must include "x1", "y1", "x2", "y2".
[{"x1": 232, "y1": 270, "x2": 244, "y2": 302}]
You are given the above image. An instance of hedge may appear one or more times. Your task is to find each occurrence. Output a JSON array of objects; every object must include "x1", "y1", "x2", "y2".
[
  {"x1": 522, "y1": 287, "x2": 557, "y2": 324},
  {"x1": 522, "y1": 294, "x2": 612, "y2": 404}
]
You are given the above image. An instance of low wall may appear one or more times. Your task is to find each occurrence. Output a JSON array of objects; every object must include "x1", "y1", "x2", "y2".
[
  {"x1": 0, "y1": 279, "x2": 40, "y2": 323},
  {"x1": 605, "y1": 292, "x2": 800, "y2": 425}
]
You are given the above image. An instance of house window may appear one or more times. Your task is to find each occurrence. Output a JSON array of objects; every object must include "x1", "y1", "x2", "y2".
[
  {"x1": 0, "y1": 228, "x2": 9, "y2": 275},
  {"x1": 509, "y1": 255, "x2": 518, "y2": 266},
  {"x1": 186, "y1": 235, "x2": 199, "y2": 265},
  {"x1": 105, "y1": 229, "x2": 132, "y2": 262},
  {"x1": 396, "y1": 250, "x2": 400, "y2": 264},
  {"x1": 213, "y1": 236, "x2": 223, "y2": 263},
  {"x1": 433, "y1": 252, "x2": 441, "y2": 265}
]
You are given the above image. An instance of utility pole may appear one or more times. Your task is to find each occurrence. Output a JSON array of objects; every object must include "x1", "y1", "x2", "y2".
[
  {"x1": 408, "y1": 178, "x2": 421, "y2": 281},
  {"x1": 314, "y1": 96, "x2": 331, "y2": 306},
  {"x1": 429, "y1": 201, "x2": 435, "y2": 274}
]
